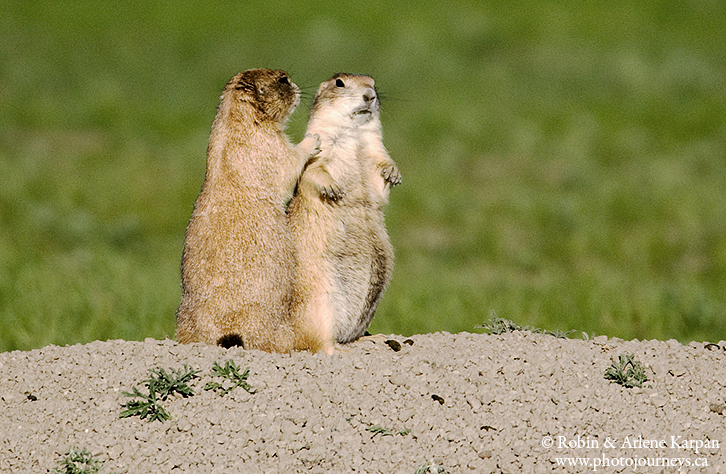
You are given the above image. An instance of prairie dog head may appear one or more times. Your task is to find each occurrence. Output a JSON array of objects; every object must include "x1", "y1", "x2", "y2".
[
  {"x1": 221, "y1": 68, "x2": 301, "y2": 126},
  {"x1": 309, "y1": 73, "x2": 380, "y2": 127}
]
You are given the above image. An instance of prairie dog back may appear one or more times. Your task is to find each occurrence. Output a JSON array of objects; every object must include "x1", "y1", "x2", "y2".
[
  {"x1": 176, "y1": 68, "x2": 323, "y2": 352},
  {"x1": 289, "y1": 74, "x2": 401, "y2": 353}
]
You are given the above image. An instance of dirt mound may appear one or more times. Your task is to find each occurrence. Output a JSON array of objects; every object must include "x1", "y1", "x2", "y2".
[{"x1": 1, "y1": 332, "x2": 724, "y2": 472}]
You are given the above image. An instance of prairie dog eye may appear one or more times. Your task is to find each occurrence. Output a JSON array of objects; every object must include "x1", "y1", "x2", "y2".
[
  {"x1": 335, "y1": 78, "x2": 345, "y2": 88},
  {"x1": 278, "y1": 76, "x2": 290, "y2": 85}
]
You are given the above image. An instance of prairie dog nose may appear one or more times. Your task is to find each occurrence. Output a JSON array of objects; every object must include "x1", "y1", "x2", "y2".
[{"x1": 362, "y1": 88, "x2": 376, "y2": 104}]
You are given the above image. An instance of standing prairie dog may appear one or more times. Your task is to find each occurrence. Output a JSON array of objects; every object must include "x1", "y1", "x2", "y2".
[
  {"x1": 288, "y1": 73, "x2": 401, "y2": 354},
  {"x1": 176, "y1": 68, "x2": 324, "y2": 352}
]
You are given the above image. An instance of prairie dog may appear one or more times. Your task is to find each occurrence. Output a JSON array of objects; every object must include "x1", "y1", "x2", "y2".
[
  {"x1": 288, "y1": 73, "x2": 401, "y2": 353},
  {"x1": 176, "y1": 68, "x2": 324, "y2": 352}
]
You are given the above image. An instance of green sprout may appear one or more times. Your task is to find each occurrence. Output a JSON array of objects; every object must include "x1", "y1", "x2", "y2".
[
  {"x1": 604, "y1": 353, "x2": 648, "y2": 388},
  {"x1": 415, "y1": 460, "x2": 450, "y2": 474},
  {"x1": 119, "y1": 386, "x2": 170, "y2": 422},
  {"x1": 120, "y1": 365, "x2": 200, "y2": 422},
  {"x1": 365, "y1": 424, "x2": 411, "y2": 438},
  {"x1": 204, "y1": 359, "x2": 257, "y2": 396},
  {"x1": 478, "y1": 311, "x2": 574, "y2": 338},
  {"x1": 478, "y1": 313, "x2": 526, "y2": 334},
  {"x1": 144, "y1": 366, "x2": 200, "y2": 400},
  {"x1": 53, "y1": 447, "x2": 103, "y2": 474}
]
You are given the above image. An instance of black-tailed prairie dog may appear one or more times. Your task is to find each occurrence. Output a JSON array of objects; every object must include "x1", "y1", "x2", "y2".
[
  {"x1": 176, "y1": 68, "x2": 323, "y2": 352},
  {"x1": 288, "y1": 73, "x2": 401, "y2": 354}
]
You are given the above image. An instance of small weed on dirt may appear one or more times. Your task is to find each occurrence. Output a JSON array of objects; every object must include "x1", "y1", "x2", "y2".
[
  {"x1": 119, "y1": 386, "x2": 171, "y2": 422},
  {"x1": 478, "y1": 313, "x2": 526, "y2": 334},
  {"x1": 120, "y1": 365, "x2": 200, "y2": 422},
  {"x1": 345, "y1": 416, "x2": 410, "y2": 439},
  {"x1": 604, "y1": 353, "x2": 648, "y2": 388},
  {"x1": 415, "y1": 460, "x2": 450, "y2": 474},
  {"x1": 145, "y1": 366, "x2": 200, "y2": 400},
  {"x1": 365, "y1": 425, "x2": 411, "y2": 438},
  {"x1": 119, "y1": 360, "x2": 257, "y2": 422},
  {"x1": 53, "y1": 447, "x2": 104, "y2": 474},
  {"x1": 479, "y1": 311, "x2": 575, "y2": 338},
  {"x1": 204, "y1": 359, "x2": 257, "y2": 396}
]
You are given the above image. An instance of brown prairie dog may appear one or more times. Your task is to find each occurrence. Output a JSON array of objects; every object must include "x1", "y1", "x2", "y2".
[
  {"x1": 288, "y1": 73, "x2": 401, "y2": 354},
  {"x1": 175, "y1": 68, "x2": 324, "y2": 352}
]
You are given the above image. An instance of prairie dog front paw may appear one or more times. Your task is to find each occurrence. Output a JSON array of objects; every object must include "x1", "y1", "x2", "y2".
[
  {"x1": 379, "y1": 162, "x2": 402, "y2": 187},
  {"x1": 302, "y1": 166, "x2": 345, "y2": 202},
  {"x1": 297, "y1": 133, "x2": 322, "y2": 160},
  {"x1": 308, "y1": 133, "x2": 321, "y2": 157}
]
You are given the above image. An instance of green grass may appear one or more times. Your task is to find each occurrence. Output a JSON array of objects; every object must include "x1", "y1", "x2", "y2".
[{"x1": 2, "y1": 1, "x2": 726, "y2": 351}]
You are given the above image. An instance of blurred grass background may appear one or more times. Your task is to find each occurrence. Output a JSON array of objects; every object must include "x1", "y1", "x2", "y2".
[{"x1": 1, "y1": 0, "x2": 725, "y2": 352}]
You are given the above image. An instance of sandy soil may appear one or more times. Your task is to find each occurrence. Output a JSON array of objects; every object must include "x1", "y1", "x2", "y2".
[{"x1": 1, "y1": 331, "x2": 725, "y2": 473}]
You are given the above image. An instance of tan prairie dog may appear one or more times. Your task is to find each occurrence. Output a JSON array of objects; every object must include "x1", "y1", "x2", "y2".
[
  {"x1": 288, "y1": 73, "x2": 401, "y2": 354},
  {"x1": 176, "y1": 68, "x2": 324, "y2": 352}
]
